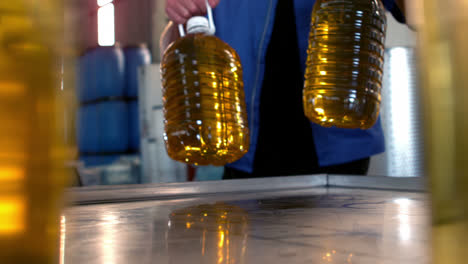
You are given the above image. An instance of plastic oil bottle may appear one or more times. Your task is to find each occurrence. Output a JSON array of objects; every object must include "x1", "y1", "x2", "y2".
[
  {"x1": 0, "y1": 1, "x2": 72, "y2": 263},
  {"x1": 161, "y1": 3, "x2": 249, "y2": 166},
  {"x1": 303, "y1": 0, "x2": 387, "y2": 129}
]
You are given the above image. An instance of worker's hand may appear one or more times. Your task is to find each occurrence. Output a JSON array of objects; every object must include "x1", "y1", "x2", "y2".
[{"x1": 165, "y1": 0, "x2": 220, "y2": 25}]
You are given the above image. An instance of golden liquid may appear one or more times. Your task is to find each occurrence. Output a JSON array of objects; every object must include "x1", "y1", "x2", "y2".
[
  {"x1": 303, "y1": 0, "x2": 387, "y2": 129},
  {"x1": 161, "y1": 33, "x2": 249, "y2": 166},
  {"x1": 416, "y1": 0, "x2": 468, "y2": 262},
  {"x1": 0, "y1": 1, "x2": 72, "y2": 263},
  {"x1": 168, "y1": 203, "x2": 248, "y2": 264}
]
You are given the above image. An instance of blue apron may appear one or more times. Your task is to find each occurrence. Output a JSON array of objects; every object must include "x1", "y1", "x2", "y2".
[{"x1": 213, "y1": 0, "x2": 405, "y2": 173}]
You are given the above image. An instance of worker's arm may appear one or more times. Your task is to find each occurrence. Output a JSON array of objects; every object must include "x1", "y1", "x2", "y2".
[
  {"x1": 160, "y1": 0, "x2": 221, "y2": 58},
  {"x1": 165, "y1": 0, "x2": 220, "y2": 24}
]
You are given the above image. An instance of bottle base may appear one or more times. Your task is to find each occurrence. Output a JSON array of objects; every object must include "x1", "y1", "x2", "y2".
[
  {"x1": 167, "y1": 146, "x2": 248, "y2": 166},
  {"x1": 164, "y1": 122, "x2": 249, "y2": 166},
  {"x1": 303, "y1": 90, "x2": 380, "y2": 129}
]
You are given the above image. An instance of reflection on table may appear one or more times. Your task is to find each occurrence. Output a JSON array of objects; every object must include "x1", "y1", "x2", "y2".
[{"x1": 168, "y1": 203, "x2": 248, "y2": 264}]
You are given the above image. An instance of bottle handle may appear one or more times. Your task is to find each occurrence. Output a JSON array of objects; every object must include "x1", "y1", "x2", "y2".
[{"x1": 178, "y1": 0, "x2": 216, "y2": 37}]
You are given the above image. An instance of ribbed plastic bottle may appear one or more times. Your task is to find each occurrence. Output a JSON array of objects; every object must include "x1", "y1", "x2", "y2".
[
  {"x1": 303, "y1": 0, "x2": 387, "y2": 129},
  {"x1": 161, "y1": 9, "x2": 249, "y2": 166}
]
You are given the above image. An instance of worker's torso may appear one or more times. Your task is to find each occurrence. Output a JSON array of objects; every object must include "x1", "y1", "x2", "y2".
[{"x1": 213, "y1": 0, "x2": 402, "y2": 173}]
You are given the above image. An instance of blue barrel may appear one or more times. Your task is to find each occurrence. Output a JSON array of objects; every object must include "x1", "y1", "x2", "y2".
[
  {"x1": 85, "y1": 46, "x2": 125, "y2": 101},
  {"x1": 97, "y1": 101, "x2": 129, "y2": 152},
  {"x1": 77, "y1": 101, "x2": 129, "y2": 153},
  {"x1": 86, "y1": 48, "x2": 98, "y2": 101},
  {"x1": 128, "y1": 100, "x2": 140, "y2": 151},
  {"x1": 77, "y1": 53, "x2": 87, "y2": 102},
  {"x1": 124, "y1": 45, "x2": 151, "y2": 98},
  {"x1": 77, "y1": 104, "x2": 99, "y2": 153},
  {"x1": 77, "y1": 50, "x2": 96, "y2": 102}
]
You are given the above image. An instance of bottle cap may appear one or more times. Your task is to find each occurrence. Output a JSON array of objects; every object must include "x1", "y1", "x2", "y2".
[{"x1": 187, "y1": 16, "x2": 212, "y2": 35}]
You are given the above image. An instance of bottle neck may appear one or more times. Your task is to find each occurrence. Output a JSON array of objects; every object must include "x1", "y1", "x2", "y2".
[{"x1": 187, "y1": 28, "x2": 212, "y2": 35}]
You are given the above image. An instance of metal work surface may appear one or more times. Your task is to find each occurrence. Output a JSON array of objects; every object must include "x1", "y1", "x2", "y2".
[
  {"x1": 62, "y1": 177, "x2": 429, "y2": 264},
  {"x1": 68, "y1": 175, "x2": 424, "y2": 204}
]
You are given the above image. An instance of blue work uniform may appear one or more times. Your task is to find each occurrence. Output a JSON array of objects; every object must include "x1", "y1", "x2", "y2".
[{"x1": 213, "y1": 0, "x2": 405, "y2": 173}]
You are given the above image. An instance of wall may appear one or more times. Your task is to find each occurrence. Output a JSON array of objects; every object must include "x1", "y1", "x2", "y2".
[
  {"x1": 385, "y1": 11, "x2": 417, "y2": 48},
  {"x1": 115, "y1": 0, "x2": 153, "y2": 47},
  {"x1": 75, "y1": 0, "x2": 159, "y2": 53},
  {"x1": 368, "y1": 13, "x2": 422, "y2": 177}
]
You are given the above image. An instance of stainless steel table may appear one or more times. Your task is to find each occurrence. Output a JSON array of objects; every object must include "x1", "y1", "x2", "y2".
[{"x1": 63, "y1": 175, "x2": 429, "y2": 264}]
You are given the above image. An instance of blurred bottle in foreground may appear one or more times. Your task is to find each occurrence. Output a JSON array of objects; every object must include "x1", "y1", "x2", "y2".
[
  {"x1": 416, "y1": 0, "x2": 468, "y2": 262},
  {"x1": 0, "y1": 1, "x2": 74, "y2": 263}
]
